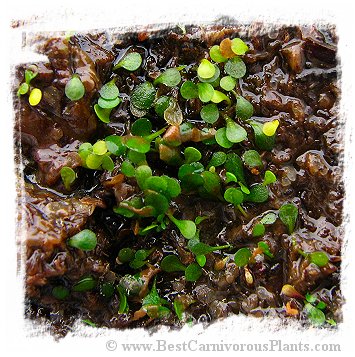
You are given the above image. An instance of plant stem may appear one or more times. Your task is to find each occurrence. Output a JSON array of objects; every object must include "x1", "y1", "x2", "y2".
[
  {"x1": 147, "y1": 127, "x2": 167, "y2": 141},
  {"x1": 236, "y1": 204, "x2": 248, "y2": 218}
]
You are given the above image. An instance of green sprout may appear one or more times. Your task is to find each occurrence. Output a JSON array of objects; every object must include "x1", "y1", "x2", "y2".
[
  {"x1": 260, "y1": 212, "x2": 278, "y2": 225},
  {"x1": 129, "y1": 248, "x2": 155, "y2": 269},
  {"x1": 180, "y1": 80, "x2": 199, "y2": 100},
  {"x1": 197, "y1": 82, "x2": 215, "y2": 102},
  {"x1": 252, "y1": 223, "x2": 265, "y2": 237},
  {"x1": 65, "y1": 75, "x2": 85, "y2": 101},
  {"x1": 224, "y1": 57, "x2": 246, "y2": 78},
  {"x1": 167, "y1": 213, "x2": 197, "y2": 239},
  {"x1": 187, "y1": 239, "x2": 230, "y2": 256},
  {"x1": 209, "y1": 45, "x2": 227, "y2": 63},
  {"x1": 236, "y1": 96, "x2": 254, "y2": 120},
  {"x1": 230, "y1": 38, "x2": 249, "y2": 55},
  {"x1": 242, "y1": 150, "x2": 263, "y2": 171},
  {"x1": 308, "y1": 251, "x2": 329, "y2": 267},
  {"x1": 224, "y1": 187, "x2": 247, "y2": 217},
  {"x1": 130, "y1": 82, "x2": 156, "y2": 110},
  {"x1": 220, "y1": 76, "x2": 236, "y2": 91},
  {"x1": 197, "y1": 59, "x2": 216, "y2": 79},
  {"x1": 279, "y1": 203, "x2": 298, "y2": 234},
  {"x1": 117, "y1": 248, "x2": 135, "y2": 263},
  {"x1": 234, "y1": 247, "x2": 252, "y2": 267},
  {"x1": 142, "y1": 278, "x2": 170, "y2": 319},
  {"x1": 263, "y1": 170, "x2": 277, "y2": 186},
  {"x1": 154, "y1": 68, "x2": 181, "y2": 87},
  {"x1": 117, "y1": 285, "x2": 129, "y2": 314},
  {"x1": 60, "y1": 166, "x2": 76, "y2": 190},
  {"x1": 52, "y1": 286, "x2": 70, "y2": 300},
  {"x1": 160, "y1": 255, "x2": 186, "y2": 273},
  {"x1": 67, "y1": 229, "x2": 97, "y2": 251},
  {"x1": 113, "y1": 52, "x2": 142, "y2": 71},
  {"x1": 257, "y1": 241, "x2": 274, "y2": 258},
  {"x1": 185, "y1": 263, "x2": 203, "y2": 282},
  {"x1": 200, "y1": 103, "x2": 219, "y2": 124},
  {"x1": 72, "y1": 276, "x2": 96, "y2": 292}
]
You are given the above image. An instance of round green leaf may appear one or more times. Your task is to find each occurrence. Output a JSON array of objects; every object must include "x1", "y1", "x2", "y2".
[
  {"x1": 260, "y1": 212, "x2": 278, "y2": 225},
  {"x1": 144, "y1": 176, "x2": 168, "y2": 193},
  {"x1": 305, "y1": 303, "x2": 326, "y2": 326},
  {"x1": 118, "y1": 248, "x2": 135, "y2": 263},
  {"x1": 161, "y1": 255, "x2": 186, "y2": 272},
  {"x1": 211, "y1": 90, "x2": 230, "y2": 104},
  {"x1": 98, "y1": 96, "x2": 121, "y2": 109},
  {"x1": 121, "y1": 161, "x2": 136, "y2": 177},
  {"x1": 198, "y1": 65, "x2": 220, "y2": 83},
  {"x1": 208, "y1": 151, "x2": 226, "y2": 168},
  {"x1": 125, "y1": 136, "x2": 151, "y2": 153},
  {"x1": 215, "y1": 127, "x2": 233, "y2": 148},
  {"x1": 250, "y1": 120, "x2": 275, "y2": 151},
  {"x1": 245, "y1": 184, "x2": 269, "y2": 203},
  {"x1": 127, "y1": 150, "x2": 146, "y2": 164},
  {"x1": 135, "y1": 165, "x2": 152, "y2": 189},
  {"x1": 252, "y1": 223, "x2": 265, "y2": 237},
  {"x1": 236, "y1": 96, "x2": 254, "y2": 120},
  {"x1": 220, "y1": 76, "x2": 236, "y2": 91},
  {"x1": 65, "y1": 75, "x2": 85, "y2": 101},
  {"x1": 234, "y1": 248, "x2": 252, "y2": 267},
  {"x1": 308, "y1": 251, "x2": 329, "y2": 267},
  {"x1": 144, "y1": 191, "x2": 169, "y2": 215},
  {"x1": 180, "y1": 81, "x2": 198, "y2": 100},
  {"x1": 94, "y1": 104, "x2": 112, "y2": 123},
  {"x1": 17, "y1": 82, "x2": 29, "y2": 96},
  {"x1": 114, "y1": 52, "x2": 142, "y2": 71},
  {"x1": 86, "y1": 154, "x2": 103, "y2": 169},
  {"x1": 154, "y1": 96, "x2": 171, "y2": 117},
  {"x1": 224, "y1": 187, "x2": 244, "y2": 205},
  {"x1": 101, "y1": 155, "x2": 114, "y2": 171},
  {"x1": 197, "y1": 59, "x2": 216, "y2": 79},
  {"x1": 185, "y1": 263, "x2": 203, "y2": 282},
  {"x1": 242, "y1": 150, "x2": 263, "y2": 169},
  {"x1": 225, "y1": 118, "x2": 247, "y2": 143},
  {"x1": 161, "y1": 176, "x2": 181, "y2": 198},
  {"x1": 224, "y1": 57, "x2": 247, "y2": 79},
  {"x1": 231, "y1": 38, "x2": 249, "y2": 55},
  {"x1": 154, "y1": 68, "x2": 181, "y2": 87},
  {"x1": 168, "y1": 214, "x2": 197, "y2": 239},
  {"x1": 131, "y1": 118, "x2": 152, "y2": 136},
  {"x1": 184, "y1": 147, "x2": 202, "y2": 163},
  {"x1": 92, "y1": 140, "x2": 107, "y2": 155},
  {"x1": 67, "y1": 229, "x2": 97, "y2": 251},
  {"x1": 105, "y1": 135, "x2": 126, "y2": 156},
  {"x1": 197, "y1": 82, "x2": 215, "y2": 102},
  {"x1": 263, "y1": 170, "x2": 277, "y2": 186},
  {"x1": 200, "y1": 103, "x2": 219, "y2": 124},
  {"x1": 209, "y1": 45, "x2": 227, "y2": 63},
  {"x1": 52, "y1": 286, "x2": 69, "y2": 300},
  {"x1": 99, "y1": 80, "x2": 119, "y2": 100},
  {"x1": 130, "y1": 82, "x2": 156, "y2": 110}
]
